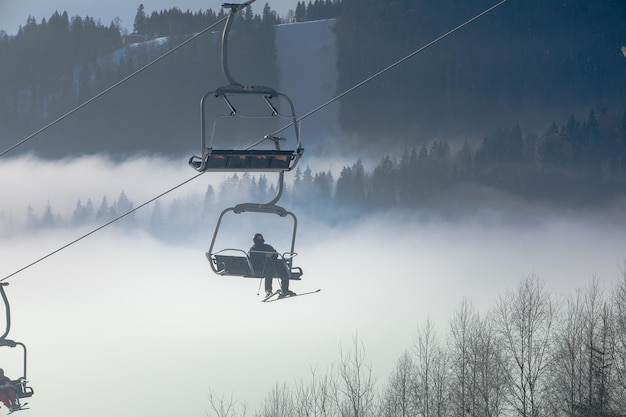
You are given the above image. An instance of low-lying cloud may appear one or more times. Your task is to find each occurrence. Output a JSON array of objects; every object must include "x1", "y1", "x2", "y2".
[{"x1": 1, "y1": 154, "x2": 625, "y2": 417}]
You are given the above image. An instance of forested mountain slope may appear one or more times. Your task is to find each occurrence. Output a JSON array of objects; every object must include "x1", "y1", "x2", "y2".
[{"x1": 0, "y1": 0, "x2": 624, "y2": 160}]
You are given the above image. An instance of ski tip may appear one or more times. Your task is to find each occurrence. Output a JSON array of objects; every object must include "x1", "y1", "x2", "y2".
[{"x1": 262, "y1": 288, "x2": 321, "y2": 303}]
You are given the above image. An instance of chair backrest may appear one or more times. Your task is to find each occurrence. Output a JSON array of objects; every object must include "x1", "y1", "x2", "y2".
[
  {"x1": 214, "y1": 255, "x2": 254, "y2": 276},
  {"x1": 211, "y1": 252, "x2": 302, "y2": 280}
]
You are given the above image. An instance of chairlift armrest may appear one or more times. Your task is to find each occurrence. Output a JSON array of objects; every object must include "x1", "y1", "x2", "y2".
[{"x1": 288, "y1": 266, "x2": 303, "y2": 280}]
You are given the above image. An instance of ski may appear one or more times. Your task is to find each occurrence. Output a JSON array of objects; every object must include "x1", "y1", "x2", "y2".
[
  {"x1": 7, "y1": 403, "x2": 28, "y2": 414},
  {"x1": 261, "y1": 291, "x2": 280, "y2": 302},
  {"x1": 263, "y1": 289, "x2": 321, "y2": 303}
]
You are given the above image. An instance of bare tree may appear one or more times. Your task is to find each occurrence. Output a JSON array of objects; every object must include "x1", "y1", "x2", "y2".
[
  {"x1": 293, "y1": 367, "x2": 338, "y2": 417},
  {"x1": 329, "y1": 333, "x2": 377, "y2": 417},
  {"x1": 448, "y1": 299, "x2": 507, "y2": 417},
  {"x1": 592, "y1": 300, "x2": 616, "y2": 416},
  {"x1": 474, "y1": 312, "x2": 508, "y2": 417},
  {"x1": 413, "y1": 318, "x2": 449, "y2": 417},
  {"x1": 206, "y1": 388, "x2": 248, "y2": 417},
  {"x1": 448, "y1": 298, "x2": 478, "y2": 417},
  {"x1": 580, "y1": 277, "x2": 614, "y2": 416},
  {"x1": 494, "y1": 274, "x2": 556, "y2": 417},
  {"x1": 613, "y1": 262, "x2": 626, "y2": 412},
  {"x1": 379, "y1": 350, "x2": 415, "y2": 417},
  {"x1": 255, "y1": 382, "x2": 295, "y2": 417},
  {"x1": 544, "y1": 287, "x2": 585, "y2": 417},
  {"x1": 547, "y1": 276, "x2": 623, "y2": 417}
]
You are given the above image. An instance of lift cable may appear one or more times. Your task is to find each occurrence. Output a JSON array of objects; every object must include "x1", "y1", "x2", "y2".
[
  {"x1": 248, "y1": 0, "x2": 509, "y2": 148},
  {"x1": 0, "y1": 16, "x2": 229, "y2": 159},
  {"x1": 1, "y1": 0, "x2": 509, "y2": 282},
  {"x1": 0, "y1": 172, "x2": 204, "y2": 282}
]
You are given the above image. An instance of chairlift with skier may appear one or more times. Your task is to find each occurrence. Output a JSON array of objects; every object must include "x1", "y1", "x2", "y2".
[
  {"x1": 0, "y1": 284, "x2": 33, "y2": 412},
  {"x1": 189, "y1": 2, "x2": 317, "y2": 300}
]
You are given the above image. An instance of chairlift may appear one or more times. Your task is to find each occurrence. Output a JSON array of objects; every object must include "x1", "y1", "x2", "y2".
[
  {"x1": 206, "y1": 202, "x2": 303, "y2": 281},
  {"x1": 189, "y1": 0, "x2": 304, "y2": 173},
  {"x1": 203, "y1": 137, "x2": 303, "y2": 281},
  {"x1": 0, "y1": 340, "x2": 34, "y2": 400},
  {"x1": 191, "y1": 2, "x2": 308, "y2": 290},
  {"x1": 0, "y1": 284, "x2": 34, "y2": 401}
]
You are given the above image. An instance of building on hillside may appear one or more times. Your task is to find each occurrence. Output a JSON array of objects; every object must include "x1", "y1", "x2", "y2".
[
  {"x1": 275, "y1": 19, "x2": 340, "y2": 154},
  {"x1": 122, "y1": 33, "x2": 148, "y2": 45}
]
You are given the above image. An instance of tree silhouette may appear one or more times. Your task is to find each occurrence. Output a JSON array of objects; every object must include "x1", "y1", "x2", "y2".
[{"x1": 133, "y1": 4, "x2": 148, "y2": 35}]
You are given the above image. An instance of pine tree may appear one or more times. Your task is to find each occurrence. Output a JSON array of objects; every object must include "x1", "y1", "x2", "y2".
[
  {"x1": 40, "y1": 201, "x2": 56, "y2": 228},
  {"x1": 133, "y1": 4, "x2": 148, "y2": 35},
  {"x1": 71, "y1": 200, "x2": 88, "y2": 226},
  {"x1": 25, "y1": 205, "x2": 38, "y2": 230},
  {"x1": 96, "y1": 196, "x2": 111, "y2": 222}
]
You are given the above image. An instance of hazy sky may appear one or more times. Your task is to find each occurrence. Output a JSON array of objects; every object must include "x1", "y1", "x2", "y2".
[{"x1": 0, "y1": 0, "x2": 300, "y2": 35}]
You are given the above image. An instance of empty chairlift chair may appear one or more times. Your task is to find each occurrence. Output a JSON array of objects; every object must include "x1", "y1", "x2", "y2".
[{"x1": 188, "y1": 1, "x2": 303, "y2": 175}]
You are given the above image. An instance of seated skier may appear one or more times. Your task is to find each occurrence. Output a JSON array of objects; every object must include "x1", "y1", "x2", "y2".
[
  {"x1": 249, "y1": 233, "x2": 296, "y2": 298},
  {"x1": 0, "y1": 369, "x2": 19, "y2": 412}
]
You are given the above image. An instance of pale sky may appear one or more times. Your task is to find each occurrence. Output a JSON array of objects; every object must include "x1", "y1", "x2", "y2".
[{"x1": 0, "y1": 0, "x2": 300, "y2": 35}]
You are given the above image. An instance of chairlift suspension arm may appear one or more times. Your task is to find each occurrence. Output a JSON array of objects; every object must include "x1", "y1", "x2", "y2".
[
  {"x1": 14, "y1": 342, "x2": 28, "y2": 382},
  {"x1": 269, "y1": 171, "x2": 285, "y2": 205},
  {"x1": 221, "y1": 1, "x2": 257, "y2": 86},
  {"x1": 0, "y1": 283, "x2": 11, "y2": 340},
  {"x1": 243, "y1": 92, "x2": 300, "y2": 151}
]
